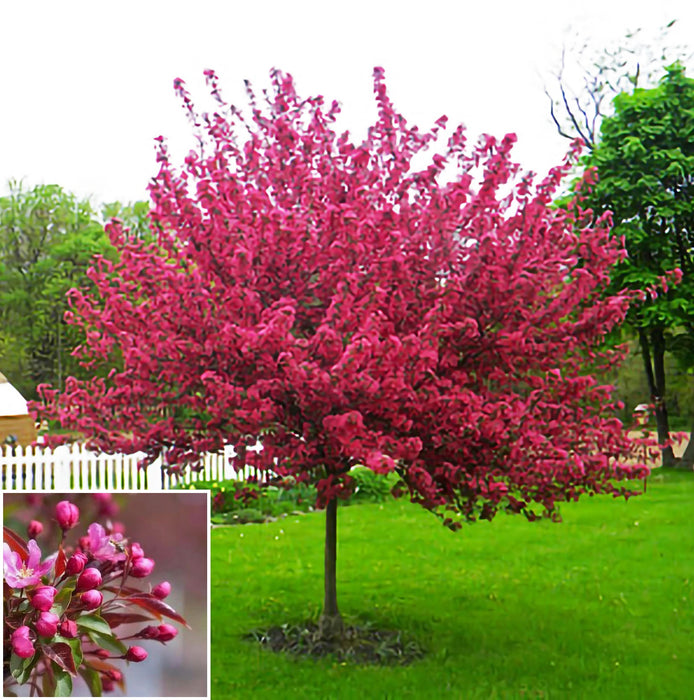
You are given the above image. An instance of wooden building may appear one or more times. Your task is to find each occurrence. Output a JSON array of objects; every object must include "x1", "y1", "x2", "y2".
[{"x1": 0, "y1": 372, "x2": 36, "y2": 446}]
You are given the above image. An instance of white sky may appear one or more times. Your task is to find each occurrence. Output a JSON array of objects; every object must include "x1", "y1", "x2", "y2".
[{"x1": 1, "y1": 0, "x2": 692, "y2": 207}]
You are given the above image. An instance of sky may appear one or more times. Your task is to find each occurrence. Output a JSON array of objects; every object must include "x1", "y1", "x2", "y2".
[{"x1": 1, "y1": 0, "x2": 693, "y2": 207}]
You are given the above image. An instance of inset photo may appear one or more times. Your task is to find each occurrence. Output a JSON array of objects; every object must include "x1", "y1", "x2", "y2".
[{"x1": 3, "y1": 491, "x2": 209, "y2": 698}]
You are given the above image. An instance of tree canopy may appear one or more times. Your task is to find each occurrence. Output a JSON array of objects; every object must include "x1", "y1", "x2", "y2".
[{"x1": 38, "y1": 68, "x2": 649, "y2": 638}]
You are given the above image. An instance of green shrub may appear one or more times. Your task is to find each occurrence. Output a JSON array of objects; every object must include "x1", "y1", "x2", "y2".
[{"x1": 349, "y1": 467, "x2": 395, "y2": 503}]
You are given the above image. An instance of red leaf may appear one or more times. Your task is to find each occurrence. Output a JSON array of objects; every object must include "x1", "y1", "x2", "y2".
[
  {"x1": 3, "y1": 526, "x2": 29, "y2": 562},
  {"x1": 83, "y1": 659, "x2": 126, "y2": 689},
  {"x1": 55, "y1": 544, "x2": 67, "y2": 578},
  {"x1": 40, "y1": 642, "x2": 77, "y2": 676},
  {"x1": 125, "y1": 593, "x2": 189, "y2": 627},
  {"x1": 102, "y1": 584, "x2": 144, "y2": 596},
  {"x1": 101, "y1": 612, "x2": 154, "y2": 628}
]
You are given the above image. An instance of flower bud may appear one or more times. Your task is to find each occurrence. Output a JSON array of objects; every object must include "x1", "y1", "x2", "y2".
[
  {"x1": 152, "y1": 581, "x2": 171, "y2": 599},
  {"x1": 66, "y1": 551, "x2": 88, "y2": 575},
  {"x1": 78, "y1": 535, "x2": 90, "y2": 551},
  {"x1": 106, "y1": 669, "x2": 123, "y2": 682},
  {"x1": 27, "y1": 520, "x2": 43, "y2": 538},
  {"x1": 76, "y1": 566, "x2": 102, "y2": 591},
  {"x1": 11, "y1": 626, "x2": 35, "y2": 659},
  {"x1": 94, "y1": 647, "x2": 110, "y2": 659},
  {"x1": 81, "y1": 589, "x2": 103, "y2": 610},
  {"x1": 130, "y1": 542, "x2": 145, "y2": 560},
  {"x1": 157, "y1": 624, "x2": 178, "y2": 642},
  {"x1": 30, "y1": 585, "x2": 58, "y2": 612},
  {"x1": 130, "y1": 557, "x2": 155, "y2": 578},
  {"x1": 59, "y1": 619, "x2": 78, "y2": 638},
  {"x1": 55, "y1": 500, "x2": 79, "y2": 530},
  {"x1": 138, "y1": 625, "x2": 160, "y2": 639},
  {"x1": 36, "y1": 611, "x2": 60, "y2": 637},
  {"x1": 92, "y1": 493, "x2": 118, "y2": 518},
  {"x1": 125, "y1": 645, "x2": 148, "y2": 662},
  {"x1": 101, "y1": 678, "x2": 115, "y2": 692}
]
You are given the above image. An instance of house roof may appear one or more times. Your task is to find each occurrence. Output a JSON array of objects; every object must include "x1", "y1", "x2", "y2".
[{"x1": 0, "y1": 373, "x2": 30, "y2": 416}]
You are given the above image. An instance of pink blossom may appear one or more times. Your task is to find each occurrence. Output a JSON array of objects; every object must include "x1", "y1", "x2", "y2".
[
  {"x1": 81, "y1": 589, "x2": 103, "y2": 610},
  {"x1": 130, "y1": 557, "x2": 155, "y2": 578},
  {"x1": 125, "y1": 645, "x2": 148, "y2": 662},
  {"x1": 29, "y1": 585, "x2": 58, "y2": 612},
  {"x1": 11, "y1": 626, "x2": 35, "y2": 659},
  {"x1": 157, "y1": 624, "x2": 178, "y2": 642},
  {"x1": 76, "y1": 566, "x2": 102, "y2": 591},
  {"x1": 66, "y1": 551, "x2": 88, "y2": 575},
  {"x1": 92, "y1": 492, "x2": 119, "y2": 518},
  {"x1": 36, "y1": 611, "x2": 60, "y2": 637},
  {"x1": 138, "y1": 624, "x2": 160, "y2": 639},
  {"x1": 55, "y1": 500, "x2": 80, "y2": 530},
  {"x1": 130, "y1": 542, "x2": 145, "y2": 560},
  {"x1": 86, "y1": 523, "x2": 127, "y2": 562},
  {"x1": 27, "y1": 520, "x2": 43, "y2": 538},
  {"x1": 59, "y1": 619, "x2": 78, "y2": 638},
  {"x1": 152, "y1": 581, "x2": 171, "y2": 599},
  {"x1": 3, "y1": 540, "x2": 56, "y2": 588}
]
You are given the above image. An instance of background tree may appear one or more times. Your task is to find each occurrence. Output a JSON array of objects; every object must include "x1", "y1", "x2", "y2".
[
  {"x1": 38, "y1": 69, "x2": 648, "y2": 642},
  {"x1": 582, "y1": 64, "x2": 694, "y2": 467},
  {"x1": 545, "y1": 19, "x2": 690, "y2": 150},
  {"x1": 100, "y1": 200, "x2": 151, "y2": 240},
  {"x1": 0, "y1": 184, "x2": 149, "y2": 400}
]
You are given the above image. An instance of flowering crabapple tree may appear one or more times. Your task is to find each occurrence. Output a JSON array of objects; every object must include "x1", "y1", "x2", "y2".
[
  {"x1": 38, "y1": 68, "x2": 649, "y2": 641},
  {"x1": 3, "y1": 497, "x2": 186, "y2": 696}
]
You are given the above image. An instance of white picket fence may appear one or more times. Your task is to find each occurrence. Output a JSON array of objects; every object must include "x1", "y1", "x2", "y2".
[{"x1": 0, "y1": 443, "x2": 266, "y2": 492}]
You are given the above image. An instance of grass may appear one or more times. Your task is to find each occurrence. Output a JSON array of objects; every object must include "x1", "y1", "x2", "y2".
[{"x1": 211, "y1": 470, "x2": 694, "y2": 699}]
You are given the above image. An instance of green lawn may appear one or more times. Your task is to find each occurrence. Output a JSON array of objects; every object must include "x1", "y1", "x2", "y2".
[{"x1": 211, "y1": 471, "x2": 694, "y2": 699}]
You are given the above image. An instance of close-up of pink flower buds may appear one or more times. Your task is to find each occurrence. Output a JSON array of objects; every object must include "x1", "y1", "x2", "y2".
[
  {"x1": 27, "y1": 520, "x2": 43, "y2": 538},
  {"x1": 66, "y1": 550, "x2": 88, "y2": 575},
  {"x1": 35, "y1": 611, "x2": 60, "y2": 637},
  {"x1": 130, "y1": 556, "x2": 155, "y2": 578},
  {"x1": 76, "y1": 566, "x2": 102, "y2": 591},
  {"x1": 125, "y1": 645, "x2": 148, "y2": 662},
  {"x1": 59, "y1": 619, "x2": 78, "y2": 638},
  {"x1": 29, "y1": 585, "x2": 57, "y2": 612},
  {"x1": 152, "y1": 580, "x2": 171, "y2": 599},
  {"x1": 80, "y1": 589, "x2": 104, "y2": 610},
  {"x1": 156, "y1": 624, "x2": 178, "y2": 642},
  {"x1": 55, "y1": 500, "x2": 80, "y2": 530},
  {"x1": 4, "y1": 492, "x2": 204, "y2": 697},
  {"x1": 11, "y1": 626, "x2": 35, "y2": 659}
]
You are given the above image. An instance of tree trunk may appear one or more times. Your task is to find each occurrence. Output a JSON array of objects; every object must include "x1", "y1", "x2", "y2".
[
  {"x1": 638, "y1": 327, "x2": 676, "y2": 467},
  {"x1": 678, "y1": 419, "x2": 694, "y2": 469},
  {"x1": 318, "y1": 497, "x2": 344, "y2": 641}
]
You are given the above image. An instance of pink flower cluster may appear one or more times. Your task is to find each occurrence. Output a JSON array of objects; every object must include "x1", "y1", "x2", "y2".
[{"x1": 3, "y1": 498, "x2": 186, "y2": 697}]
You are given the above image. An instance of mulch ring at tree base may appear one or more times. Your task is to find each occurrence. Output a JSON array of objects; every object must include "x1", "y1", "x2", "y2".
[{"x1": 245, "y1": 621, "x2": 425, "y2": 665}]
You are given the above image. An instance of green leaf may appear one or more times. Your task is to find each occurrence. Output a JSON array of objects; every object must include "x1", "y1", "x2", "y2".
[
  {"x1": 77, "y1": 613, "x2": 112, "y2": 637},
  {"x1": 53, "y1": 581, "x2": 76, "y2": 614},
  {"x1": 10, "y1": 651, "x2": 38, "y2": 684},
  {"x1": 53, "y1": 667, "x2": 73, "y2": 697},
  {"x1": 79, "y1": 666, "x2": 103, "y2": 697},
  {"x1": 87, "y1": 630, "x2": 128, "y2": 656}
]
